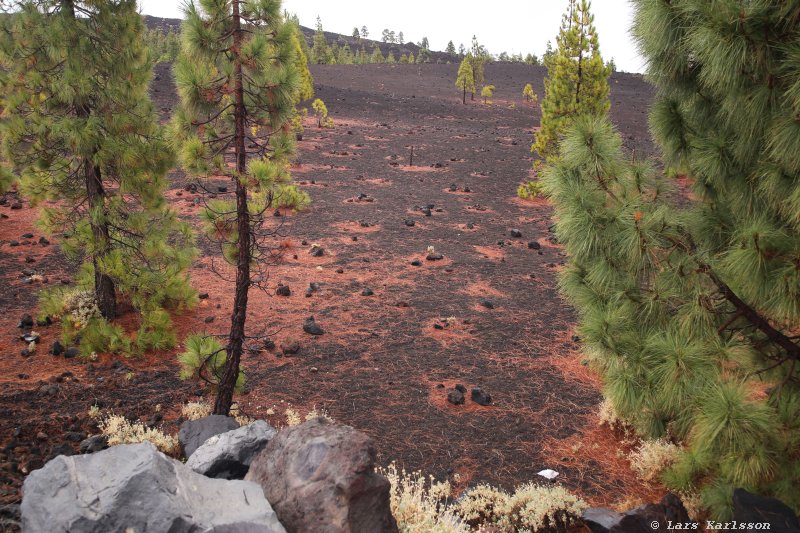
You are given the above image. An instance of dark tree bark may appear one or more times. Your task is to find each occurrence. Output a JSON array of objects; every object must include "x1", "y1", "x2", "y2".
[
  {"x1": 67, "y1": 0, "x2": 116, "y2": 319},
  {"x1": 214, "y1": 0, "x2": 249, "y2": 416},
  {"x1": 83, "y1": 156, "x2": 116, "y2": 319}
]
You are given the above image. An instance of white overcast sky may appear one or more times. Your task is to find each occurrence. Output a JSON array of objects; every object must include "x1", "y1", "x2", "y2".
[{"x1": 138, "y1": 0, "x2": 645, "y2": 73}]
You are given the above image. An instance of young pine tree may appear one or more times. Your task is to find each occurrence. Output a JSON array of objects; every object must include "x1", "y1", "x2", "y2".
[
  {"x1": 522, "y1": 83, "x2": 538, "y2": 103},
  {"x1": 173, "y1": 0, "x2": 308, "y2": 415},
  {"x1": 311, "y1": 15, "x2": 330, "y2": 64},
  {"x1": 455, "y1": 55, "x2": 476, "y2": 104},
  {"x1": 545, "y1": 1, "x2": 800, "y2": 516},
  {"x1": 445, "y1": 40, "x2": 456, "y2": 57},
  {"x1": 0, "y1": 0, "x2": 194, "y2": 333},
  {"x1": 287, "y1": 14, "x2": 314, "y2": 102},
  {"x1": 532, "y1": 0, "x2": 610, "y2": 165},
  {"x1": 468, "y1": 35, "x2": 487, "y2": 98}
]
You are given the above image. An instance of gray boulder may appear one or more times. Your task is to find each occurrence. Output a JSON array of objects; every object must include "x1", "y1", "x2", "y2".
[
  {"x1": 179, "y1": 414, "x2": 239, "y2": 458},
  {"x1": 187, "y1": 420, "x2": 277, "y2": 479},
  {"x1": 21, "y1": 442, "x2": 286, "y2": 533},
  {"x1": 245, "y1": 417, "x2": 398, "y2": 533}
]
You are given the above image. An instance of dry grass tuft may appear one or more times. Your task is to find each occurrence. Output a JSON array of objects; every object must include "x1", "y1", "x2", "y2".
[
  {"x1": 627, "y1": 439, "x2": 680, "y2": 483},
  {"x1": 99, "y1": 415, "x2": 178, "y2": 454}
]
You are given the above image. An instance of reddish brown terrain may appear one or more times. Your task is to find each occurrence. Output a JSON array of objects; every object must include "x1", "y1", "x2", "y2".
[{"x1": 0, "y1": 62, "x2": 660, "y2": 509}]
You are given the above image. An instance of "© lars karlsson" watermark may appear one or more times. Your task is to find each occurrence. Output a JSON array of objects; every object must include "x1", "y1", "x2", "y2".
[{"x1": 657, "y1": 520, "x2": 772, "y2": 530}]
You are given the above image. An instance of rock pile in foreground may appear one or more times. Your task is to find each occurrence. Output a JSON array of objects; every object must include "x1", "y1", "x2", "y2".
[{"x1": 20, "y1": 417, "x2": 398, "y2": 533}]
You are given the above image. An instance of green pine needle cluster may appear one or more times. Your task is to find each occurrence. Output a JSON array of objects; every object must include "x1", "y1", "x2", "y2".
[{"x1": 545, "y1": 108, "x2": 799, "y2": 517}]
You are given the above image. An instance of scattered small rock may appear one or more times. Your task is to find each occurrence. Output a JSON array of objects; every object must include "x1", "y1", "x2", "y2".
[
  {"x1": 447, "y1": 389, "x2": 465, "y2": 405},
  {"x1": 281, "y1": 340, "x2": 300, "y2": 355},
  {"x1": 361, "y1": 288, "x2": 374, "y2": 296},
  {"x1": 479, "y1": 299, "x2": 495, "y2": 309},
  {"x1": 276, "y1": 285, "x2": 291, "y2": 297},
  {"x1": 64, "y1": 347, "x2": 80, "y2": 359},
  {"x1": 404, "y1": 219, "x2": 415, "y2": 227},
  {"x1": 471, "y1": 388, "x2": 492, "y2": 406},
  {"x1": 198, "y1": 293, "x2": 209, "y2": 300},
  {"x1": 204, "y1": 316, "x2": 215, "y2": 324},
  {"x1": 426, "y1": 253, "x2": 443, "y2": 261},
  {"x1": 455, "y1": 384, "x2": 466, "y2": 393},
  {"x1": 18, "y1": 314, "x2": 34, "y2": 329},
  {"x1": 410, "y1": 259, "x2": 422, "y2": 266},
  {"x1": 303, "y1": 317, "x2": 325, "y2": 336},
  {"x1": 528, "y1": 241, "x2": 541, "y2": 250}
]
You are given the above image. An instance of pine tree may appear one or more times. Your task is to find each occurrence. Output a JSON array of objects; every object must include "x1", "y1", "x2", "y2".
[
  {"x1": 399, "y1": 53, "x2": 409, "y2": 64},
  {"x1": 173, "y1": 0, "x2": 308, "y2": 415},
  {"x1": 522, "y1": 83, "x2": 538, "y2": 103},
  {"x1": 446, "y1": 41, "x2": 456, "y2": 56},
  {"x1": 531, "y1": 0, "x2": 610, "y2": 164},
  {"x1": 371, "y1": 45, "x2": 384, "y2": 63},
  {"x1": 0, "y1": 0, "x2": 194, "y2": 332},
  {"x1": 386, "y1": 51, "x2": 396, "y2": 64},
  {"x1": 288, "y1": 17, "x2": 314, "y2": 102},
  {"x1": 544, "y1": 0, "x2": 800, "y2": 517},
  {"x1": 398, "y1": 31, "x2": 404, "y2": 45},
  {"x1": 311, "y1": 15, "x2": 330, "y2": 64},
  {"x1": 340, "y1": 42, "x2": 354, "y2": 65},
  {"x1": 469, "y1": 35, "x2": 488, "y2": 98},
  {"x1": 455, "y1": 55, "x2": 475, "y2": 104},
  {"x1": 352, "y1": 27, "x2": 360, "y2": 40},
  {"x1": 360, "y1": 25, "x2": 368, "y2": 39}
]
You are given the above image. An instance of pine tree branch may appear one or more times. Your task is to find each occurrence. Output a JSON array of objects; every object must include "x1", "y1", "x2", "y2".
[{"x1": 701, "y1": 265, "x2": 800, "y2": 361}]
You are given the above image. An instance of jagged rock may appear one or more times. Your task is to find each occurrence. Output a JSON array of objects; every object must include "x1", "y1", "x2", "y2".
[
  {"x1": 509, "y1": 228, "x2": 522, "y2": 238},
  {"x1": 246, "y1": 418, "x2": 398, "y2": 533},
  {"x1": 361, "y1": 288, "x2": 374, "y2": 296},
  {"x1": 276, "y1": 285, "x2": 291, "y2": 297},
  {"x1": 21, "y1": 443, "x2": 286, "y2": 533},
  {"x1": 528, "y1": 241, "x2": 541, "y2": 250},
  {"x1": 608, "y1": 493, "x2": 690, "y2": 533},
  {"x1": 480, "y1": 299, "x2": 494, "y2": 309},
  {"x1": 732, "y1": 489, "x2": 800, "y2": 533},
  {"x1": 187, "y1": 420, "x2": 277, "y2": 480},
  {"x1": 178, "y1": 415, "x2": 239, "y2": 459}
]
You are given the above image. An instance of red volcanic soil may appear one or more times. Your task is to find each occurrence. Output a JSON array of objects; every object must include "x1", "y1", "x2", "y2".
[{"x1": 0, "y1": 62, "x2": 660, "y2": 508}]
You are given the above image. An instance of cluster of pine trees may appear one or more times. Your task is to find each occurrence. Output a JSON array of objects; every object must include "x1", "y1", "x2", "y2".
[
  {"x1": 0, "y1": 0, "x2": 313, "y2": 415},
  {"x1": 532, "y1": 0, "x2": 800, "y2": 518}
]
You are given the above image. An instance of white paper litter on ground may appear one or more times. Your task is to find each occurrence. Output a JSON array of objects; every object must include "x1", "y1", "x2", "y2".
[{"x1": 537, "y1": 469, "x2": 559, "y2": 480}]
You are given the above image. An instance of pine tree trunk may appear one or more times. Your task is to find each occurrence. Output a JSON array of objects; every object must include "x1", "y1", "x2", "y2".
[
  {"x1": 215, "y1": 0, "x2": 249, "y2": 416},
  {"x1": 65, "y1": 0, "x2": 116, "y2": 319},
  {"x1": 575, "y1": 9, "x2": 584, "y2": 106},
  {"x1": 463, "y1": 83, "x2": 466, "y2": 104},
  {"x1": 84, "y1": 156, "x2": 116, "y2": 319}
]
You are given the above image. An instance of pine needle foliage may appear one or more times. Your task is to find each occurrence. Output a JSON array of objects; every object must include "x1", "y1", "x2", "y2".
[
  {"x1": 544, "y1": 109, "x2": 800, "y2": 517},
  {"x1": 455, "y1": 55, "x2": 476, "y2": 104},
  {"x1": 531, "y1": 0, "x2": 610, "y2": 165},
  {"x1": 173, "y1": 0, "x2": 307, "y2": 415},
  {"x1": 0, "y1": 1, "x2": 195, "y2": 333}
]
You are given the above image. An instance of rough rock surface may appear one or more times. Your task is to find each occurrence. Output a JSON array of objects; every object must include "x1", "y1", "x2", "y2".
[
  {"x1": 179, "y1": 414, "x2": 239, "y2": 458},
  {"x1": 732, "y1": 489, "x2": 800, "y2": 533},
  {"x1": 245, "y1": 418, "x2": 398, "y2": 533},
  {"x1": 187, "y1": 420, "x2": 278, "y2": 479},
  {"x1": 21, "y1": 442, "x2": 286, "y2": 533}
]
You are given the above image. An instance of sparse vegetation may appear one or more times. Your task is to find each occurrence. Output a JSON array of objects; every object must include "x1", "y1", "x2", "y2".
[
  {"x1": 455, "y1": 56, "x2": 476, "y2": 104},
  {"x1": 99, "y1": 414, "x2": 178, "y2": 454},
  {"x1": 480, "y1": 84, "x2": 495, "y2": 104},
  {"x1": 522, "y1": 83, "x2": 537, "y2": 104},
  {"x1": 312, "y1": 98, "x2": 334, "y2": 128}
]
